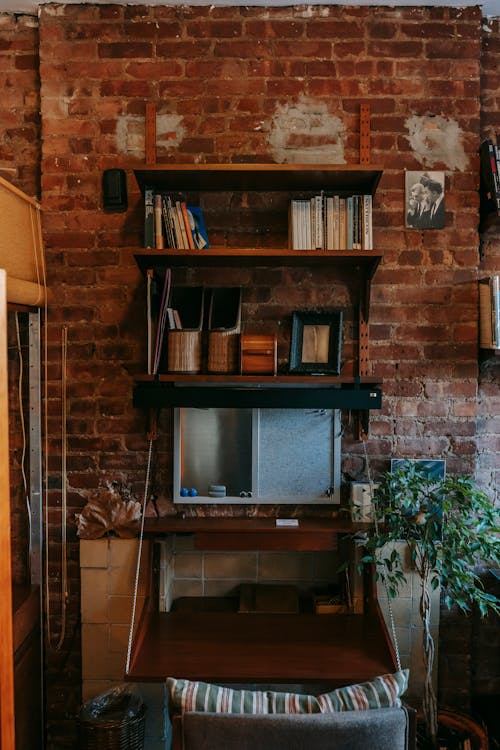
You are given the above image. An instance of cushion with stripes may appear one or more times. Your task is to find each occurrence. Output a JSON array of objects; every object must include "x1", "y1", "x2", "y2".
[{"x1": 167, "y1": 670, "x2": 409, "y2": 715}]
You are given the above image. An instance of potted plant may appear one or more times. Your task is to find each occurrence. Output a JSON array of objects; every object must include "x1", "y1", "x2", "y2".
[{"x1": 360, "y1": 462, "x2": 500, "y2": 749}]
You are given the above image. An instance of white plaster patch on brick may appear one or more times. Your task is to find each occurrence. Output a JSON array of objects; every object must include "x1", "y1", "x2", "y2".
[
  {"x1": 405, "y1": 115, "x2": 468, "y2": 172},
  {"x1": 116, "y1": 113, "x2": 185, "y2": 158},
  {"x1": 268, "y1": 96, "x2": 346, "y2": 164}
]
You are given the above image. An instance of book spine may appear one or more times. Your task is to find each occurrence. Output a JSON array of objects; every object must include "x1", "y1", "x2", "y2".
[
  {"x1": 339, "y1": 198, "x2": 346, "y2": 250},
  {"x1": 314, "y1": 193, "x2": 323, "y2": 249},
  {"x1": 161, "y1": 195, "x2": 174, "y2": 248},
  {"x1": 347, "y1": 196, "x2": 353, "y2": 250},
  {"x1": 144, "y1": 187, "x2": 154, "y2": 248},
  {"x1": 154, "y1": 193, "x2": 164, "y2": 249},
  {"x1": 326, "y1": 196, "x2": 334, "y2": 250},
  {"x1": 180, "y1": 202, "x2": 195, "y2": 250},
  {"x1": 170, "y1": 198, "x2": 183, "y2": 248},
  {"x1": 175, "y1": 201, "x2": 189, "y2": 249},
  {"x1": 333, "y1": 195, "x2": 340, "y2": 250},
  {"x1": 363, "y1": 194, "x2": 373, "y2": 250},
  {"x1": 495, "y1": 144, "x2": 500, "y2": 210},
  {"x1": 147, "y1": 268, "x2": 153, "y2": 374},
  {"x1": 492, "y1": 274, "x2": 500, "y2": 347},
  {"x1": 290, "y1": 200, "x2": 299, "y2": 250},
  {"x1": 479, "y1": 277, "x2": 494, "y2": 348}
]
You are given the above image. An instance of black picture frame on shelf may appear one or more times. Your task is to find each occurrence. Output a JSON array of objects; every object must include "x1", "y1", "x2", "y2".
[{"x1": 289, "y1": 310, "x2": 343, "y2": 375}]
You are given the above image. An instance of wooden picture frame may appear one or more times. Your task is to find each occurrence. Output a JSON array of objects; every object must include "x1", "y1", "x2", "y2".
[{"x1": 289, "y1": 310, "x2": 343, "y2": 375}]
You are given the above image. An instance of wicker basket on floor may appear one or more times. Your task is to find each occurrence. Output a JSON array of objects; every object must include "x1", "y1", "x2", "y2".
[{"x1": 79, "y1": 694, "x2": 145, "y2": 750}]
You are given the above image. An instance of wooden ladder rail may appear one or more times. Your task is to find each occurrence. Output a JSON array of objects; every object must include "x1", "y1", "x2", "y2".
[{"x1": 0, "y1": 269, "x2": 16, "y2": 750}]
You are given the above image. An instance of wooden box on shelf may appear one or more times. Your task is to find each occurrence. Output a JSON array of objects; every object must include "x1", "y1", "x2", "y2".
[{"x1": 240, "y1": 334, "x2": 277, "y2": 375}]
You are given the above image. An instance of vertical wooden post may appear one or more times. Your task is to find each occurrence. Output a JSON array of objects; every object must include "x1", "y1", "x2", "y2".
[
  {"x1": 360, "y1": 104, "x2": 371, "y2": 164},
  {"x1": 145, "y1": 103, "x2": 157, "y2": 166},
  {"x1": 0, "y1": 269, "x2": 16, "y2": 750}
]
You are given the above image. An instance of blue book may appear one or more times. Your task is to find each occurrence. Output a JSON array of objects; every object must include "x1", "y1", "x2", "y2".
[{"x1": 186, "y1": 206, "x2": 210, "y2": 250}]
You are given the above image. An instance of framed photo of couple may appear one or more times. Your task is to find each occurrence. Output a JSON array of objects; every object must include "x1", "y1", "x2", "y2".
[{"x1": 405, "y1": 170, "x2": 445, "y2": 230}]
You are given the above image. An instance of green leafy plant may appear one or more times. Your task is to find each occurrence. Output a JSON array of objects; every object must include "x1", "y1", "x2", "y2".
[{"x1": 360, "y1": 463, "x2": 500, "y2": 747}]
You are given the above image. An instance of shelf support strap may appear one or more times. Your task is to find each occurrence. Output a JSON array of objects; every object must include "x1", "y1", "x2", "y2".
[{"x1": 125, "y1": 437, "x2": 154, "y2": 675}]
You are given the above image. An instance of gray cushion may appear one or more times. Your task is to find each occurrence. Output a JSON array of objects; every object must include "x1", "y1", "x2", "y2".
[{"x1": 181, "y1": 706, "x2": 410, "y2": 750}]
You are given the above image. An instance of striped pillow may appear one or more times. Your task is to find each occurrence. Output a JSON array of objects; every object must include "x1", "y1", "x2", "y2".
[
  {"x1": 168, "y1": 678, "x2": 269, "y2": 714},
  {"x1": 167, "y1": 670, "x2": 408, "y2": 715}
]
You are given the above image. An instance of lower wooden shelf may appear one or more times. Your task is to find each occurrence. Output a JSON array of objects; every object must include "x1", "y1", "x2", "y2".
[
  {"x1": 133, "y1": 376, "x2": 382, "y2": 410},
  {"x1": 126, "y1": 609, "x2": 397, "y2": 685}
]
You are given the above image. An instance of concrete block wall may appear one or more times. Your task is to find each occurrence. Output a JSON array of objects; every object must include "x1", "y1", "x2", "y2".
[{"x1": 80, "y1": 538, "x2": 169, "y2": 750}]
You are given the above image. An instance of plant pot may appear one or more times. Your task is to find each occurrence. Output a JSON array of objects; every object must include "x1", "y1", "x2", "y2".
[{"x1": 417, "y1": 707, "x2": 488, "y2": 749}]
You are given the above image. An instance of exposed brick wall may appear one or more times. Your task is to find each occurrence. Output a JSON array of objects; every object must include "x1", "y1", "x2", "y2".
[
  {"x1": 476, "y1": 17, "x2": 500, "y2": 711},
  {"x1": 438, "y1": 14, "x2": 500, "y2": 718},
  {"x1": 0, "y1": 13, "x2": 40, "y2": 196},
  {"x1": 478, "y1": 17, "x2": 500, "y2": 501},
  {"x1": 0, "y1": 4, "x2": 498, "y2": 747}
]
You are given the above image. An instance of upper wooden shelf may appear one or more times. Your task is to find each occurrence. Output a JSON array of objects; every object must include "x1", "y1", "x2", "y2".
[
  {"x1": 133, "y1": 248, "x2": 383, "y2": 275},
  {"x1": 133, "y1": 163, "x2": 383, "y2": 195}
]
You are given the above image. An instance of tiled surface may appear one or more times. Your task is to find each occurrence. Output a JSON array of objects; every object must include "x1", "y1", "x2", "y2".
[
  {"x1": 376, "y1": 541, "x2": 440, "y2": 702},
  {"x1": 80, "y1": 539, "x2": 169, "y2": 748}
]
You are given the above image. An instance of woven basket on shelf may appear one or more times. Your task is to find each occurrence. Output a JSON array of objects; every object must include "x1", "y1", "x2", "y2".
[
  {"x1": 168, "y1": 329, "x2": 202, "y2": 373},
  {"x1": 207, "y1": 287, "x2": 242, "y2": 374}
]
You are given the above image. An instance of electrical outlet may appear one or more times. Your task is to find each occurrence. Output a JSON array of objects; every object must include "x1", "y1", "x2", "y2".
[{"x1": 350, "y1": 482, "x2": 379, "y2": 521}]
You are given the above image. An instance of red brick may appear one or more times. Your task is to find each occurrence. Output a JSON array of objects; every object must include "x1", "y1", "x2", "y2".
[{"x1": 98, "y1": 41, "x2": 152, "y2": 58}]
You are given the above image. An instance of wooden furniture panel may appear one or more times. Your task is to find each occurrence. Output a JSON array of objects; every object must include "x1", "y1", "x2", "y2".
[
  {"x1": 125, "y1": 519, "x2": 397, "y2": 685},
  {"x1": 127, "y1": 610, "x2": 397, "y2": 685}
]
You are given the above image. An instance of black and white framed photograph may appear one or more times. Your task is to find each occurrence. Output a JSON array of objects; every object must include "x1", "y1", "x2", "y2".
[
  {"x1": 405, "y1": 170, "x2": 445, "y2": 230},
  {"x1": 289, "y1": 310, "x2": 343, "y2": 375}
]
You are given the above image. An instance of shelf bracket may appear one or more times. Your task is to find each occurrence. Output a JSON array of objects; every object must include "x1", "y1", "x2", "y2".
[
  {"x1": 147, "y1": 409, "x2": 158, "y2": 441},
  {"x1": 356, "y1": 411, "x2": 370, "y2": 442},
  {"x1": 145, "y1": 102, "x2": 157, "y2": 166},
  {"x1": 360, "y1": 104, "x2": 371, "y2": 164},
  {"x1": 358, "y1": 304, "x2": 369, "y2": 379}
]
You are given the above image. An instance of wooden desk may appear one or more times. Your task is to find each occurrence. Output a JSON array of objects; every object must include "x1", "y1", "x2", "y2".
[{"x1": 125, "y1": 518, "x2": 397, "y2": 685}]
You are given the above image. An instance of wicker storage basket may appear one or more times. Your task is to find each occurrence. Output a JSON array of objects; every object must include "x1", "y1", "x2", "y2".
[
  {"x1": 78, "y1": 690, "x2": 145, "y2": 750},
  {"x1": 168, "y1": 329, "x2": 202, "y2": 373},
  {"x1": 207, "y1": 287, "x2": 241, "y2": 373},
  {"x1": 167, "y1": 286, "x2": 204, "y2": 373}
]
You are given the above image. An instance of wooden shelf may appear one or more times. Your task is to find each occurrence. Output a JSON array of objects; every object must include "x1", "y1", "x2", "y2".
[
  {"x1": 132, "y1": 162, "x2": 384, "y2": 424},
  {"x1": 126, "y1": 609, "x2": 397, "y2": 684},
  {"x1": 133, "y1": 376, "x2": 382, "y2": 410},
  {"x1": 133, "y1": 248, "x2": 382, "y2": 274},
  {"x1": 133, "y1": 163, "x2": 383, "y2": 195},
  {"x1": 142, "y1": 516, "x2": 368, "y2": 551}
]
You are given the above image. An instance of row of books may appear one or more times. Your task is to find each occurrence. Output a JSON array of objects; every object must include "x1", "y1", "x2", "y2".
[
  {"x1": 479, "y1": 275, "x2": 500, "y2": 350},
  {"x1": 144, "y1": 188, "x2": 210, "y2": 250},
  {"x1": 289, "y1": 194, "x2": 373, "y2": 251},
  {"x1": 479, "y1": 138, "x2": 500, "y2": 214}
]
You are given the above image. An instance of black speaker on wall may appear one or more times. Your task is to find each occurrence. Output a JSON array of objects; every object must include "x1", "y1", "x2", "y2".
[{"x1": 102, "y1": 168, "x2": 127, "y2": 212}]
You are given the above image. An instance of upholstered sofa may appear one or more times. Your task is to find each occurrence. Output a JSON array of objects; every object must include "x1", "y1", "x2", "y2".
[
  {"x1": 167, "y1": 670, "x2": 416, "y2": 750},
  {"x1": 172, "y1": 705, "x2": 416, "y2": 750}
]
